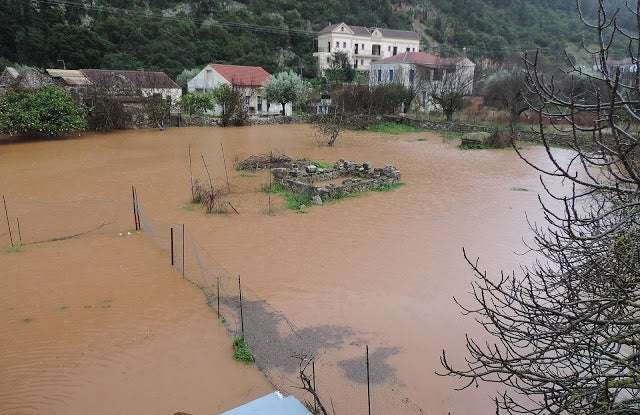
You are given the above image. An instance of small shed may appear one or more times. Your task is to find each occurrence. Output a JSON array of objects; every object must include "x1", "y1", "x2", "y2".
[{"x1": 220, "y1": 392, "x2": 311, "y2": 415}]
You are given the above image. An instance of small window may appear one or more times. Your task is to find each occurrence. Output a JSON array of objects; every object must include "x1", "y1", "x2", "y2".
[
  {"x1": 336, "y1": 41, "x2": 339, "y2": 48},
  {"x1": 245, "y1": 96, "x2": 250, "y2": 105},
  {"x1": 389, "y1": 69, "x2": 394, "y2": 82},
  {"x1": 361, "y1": 59, "x2": 364, "y2": 66},
  {"x1": 406, "y1": 47, "x2": 411, "y2": 52},
  {"x1": 409, "y1": 69, "x2": 415, "y2": 84},
  {"x1": 388, "y1": 46, "x2": 391, "y2": 52},
  {"x1": 343, "y1": 42, "x2": 346, "y2": 48},
  {"x1": 377, "y1": 69, "x2": 382, "y2": 82}
]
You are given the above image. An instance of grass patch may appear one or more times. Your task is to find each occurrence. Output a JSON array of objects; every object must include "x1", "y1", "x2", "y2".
[
  {"x1": 233, "y1": 336, "x2": 255, "y2": 363},
  {"x1": 372, "y1": 182, "x2": 405, "y2": 192},
  {"x1": 310, "y1": 160, "x2": 334, "y2": 169},
  {"x1": 417, "y1": 138, "x2": 428, "y2": 142},
  {"x1": 510, "y1": 187, "x2": 529, "y2": 192},
  {"x1": 263, "y1": 183, "x2": 313, "y2": 211},
  {"x1": 5, "y1": 243, "x2": 23, "y2": 254},
  {"x1": 459, "y1": 142, "x2": 491, "y2": 150},
  {"x1": 22, "y1": 317, "x2": 33, "y2": 323},
  {"x1": 368, "y1": 122, "x2": 424, "y2": 135}
]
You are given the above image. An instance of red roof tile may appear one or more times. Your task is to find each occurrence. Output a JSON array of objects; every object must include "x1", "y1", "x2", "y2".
[{"x1": 209, "y1": 64, "x2": 271, "y2": 87}]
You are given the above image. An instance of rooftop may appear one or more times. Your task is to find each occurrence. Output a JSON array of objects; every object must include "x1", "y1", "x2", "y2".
[
  {"x1": 374, "y1": 52, "x2": 469, "y2": 67},
  {"x1": 319, "y1": 22, "x2": 420, "y2": 41},
  {"x1": 80, "y1": 69, "x2": 180, "y2": 89},
  {"x1": 208, "y1": 64, "x2": 272, "y2": 87}
]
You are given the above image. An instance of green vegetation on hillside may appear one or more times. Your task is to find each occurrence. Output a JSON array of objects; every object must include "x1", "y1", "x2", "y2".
[{"x1": 0, "y1": 0, "x2": 632, "y2": 78}]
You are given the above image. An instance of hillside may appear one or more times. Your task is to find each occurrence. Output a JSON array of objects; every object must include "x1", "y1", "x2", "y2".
[{"x1": 0, "y1": 0, "x2": 632, "y2": 78}]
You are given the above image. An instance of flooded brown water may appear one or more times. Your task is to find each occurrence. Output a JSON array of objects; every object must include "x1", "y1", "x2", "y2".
[{"x1": 0, "y1": 125, "x2": 569, "y2": 414}]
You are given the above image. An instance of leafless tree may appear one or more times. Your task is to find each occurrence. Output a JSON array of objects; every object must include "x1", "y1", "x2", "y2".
[
  {"x1": 483, "y1": 67, "x2": 529, "y2": 136},
  {"x1": 426, "y1": 66, "x2": 474, "y2": 121},
  {"x1": 293, "y1": 354, "x2": 332, "y2": 415},
  {"x1": 440, "y1": 1, "x2": 640, "y2": 414}
]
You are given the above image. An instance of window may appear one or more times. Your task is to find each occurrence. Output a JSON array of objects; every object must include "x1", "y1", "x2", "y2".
[
  {"x1": 388, "y1": 46, "x2": 391, "y2": 52},
  {"x1": 409, "y1": 69, "x2": 415, "y2": 85},
  {"x1": 389, "y1": 69, "x2": 394, "y2": 82},
  {"x1": 354, "y1": 59, "x2": 358, "y2": 69},
  {"x1": 406, "y1": 47, "x2": 411, "y2": 52},
  {"x1": 377, "y1": 69, "x2": 382, "y2": 82},
  {"x1": 245, "y1": 96, "x2": 250, "y2": 106},
  {"x1": 393, "y1": 46, "x2": 398, "y2": 56},
  {"x1": 412, "y1": 48, "x2": 416, "y2": 52},
  {"x1": 257, "y1": 96, "x2": 263, "y2": 112},
  {"x1": 361, "y1": 59, "x2": 364, "y2": 66},
  {"x1": 327, "y1": 57, "x2": 330, "y2": 63},
  {"x1": 328, "y1": 41, "x2": 331, "y2": 53},
  {"x1": 362, "y1": 43, "x2": 365, "y2": 50},
  {"x1": 343, "y1": 42, "x2": 346, "y2": 48},
  {"x1": 354, "y1": 43, "x2": 359, "y2": 55},
  {"x1": 336, "y1": 41, "x2": 339, "y2": 48},
  {"x1": 372, "y1": 44, "x2": 381, "y2": 56}
]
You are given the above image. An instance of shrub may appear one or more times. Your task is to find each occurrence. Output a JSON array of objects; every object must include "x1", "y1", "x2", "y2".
[
  {"x1": 233, "y1": 336, "x2": 255, "y2": 363},
  {"x1": 0, "y1": 86, "x2": 87, "y2": 136}
]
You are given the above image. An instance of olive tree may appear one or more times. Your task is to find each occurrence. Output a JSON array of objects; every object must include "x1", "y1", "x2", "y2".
[{"x1": 264, "y1": 71, "x2": 310, "y2": 116}]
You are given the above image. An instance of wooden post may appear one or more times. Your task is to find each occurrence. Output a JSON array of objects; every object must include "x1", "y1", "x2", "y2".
[
  {"x1": 366, "y1": 345, "x2": 372, "y2": 415},
  {"x1": 268, "y1": 151, "x2": 272, "y2": 215},
  {"x1": 238, "y1": 275, "x2": 244, "y2": 336},
  {"x1": 201, "y1": 154, "x2": 214, "y2": 190},
  {"x1": 182, "y1": 224, "x2": 185, "y2": 278},
  {"x1": 170, "y1": 227, "x2": 174, "y2": 266},
  {"x1": 221, "y1": 142, "x2": 231, "y2": 193},
  {"x1": 131, "y1": 186, "x2": 138, "y2": 231},
  {"x1": 217, "y1": 277, "x2": 221, "y2": 318},
  {"x1": 3, "y1": 195, "x2": 13, "y2": 246},
  {"x1": 188, "y1": 144, "x2": 194, "y2": 200},
  {"x1": 312, "y1": 360, "x2": 318, "y2": 412},
  {"x1": 16, "y1": 218, "x2": 22, "y2": 245},
  {"x1": 227, "y1": 201, "x2": 240, "y2": 215}
]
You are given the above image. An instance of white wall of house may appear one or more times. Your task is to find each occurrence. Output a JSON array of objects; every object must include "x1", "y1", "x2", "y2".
[
  {"x1": 141, "y1": 87, "x2": 183, "y2": 111},
  {"x1": 187, "y1": 66, "x2": 291, "y2": 116},
  {"x1": 313, "y1": 24, "x2": 420, "y2": 74},
  {"x1": 369, "y1": 60, "x2": 476, "y2": 112}
]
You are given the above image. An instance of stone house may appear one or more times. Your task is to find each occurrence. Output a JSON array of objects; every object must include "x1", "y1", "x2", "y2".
[
  {"x1": 0, "y1": 66, "x2": 54, "y2": 94},
  {"x1": 313, "y1": 22, "x2": 420, "y2": 74},
  {"x1": 187, "y1": 64, "x2": 291, "y2": 116},
  {"x1": 369, "y1": 52, "x2": 476, "y2": 111}
]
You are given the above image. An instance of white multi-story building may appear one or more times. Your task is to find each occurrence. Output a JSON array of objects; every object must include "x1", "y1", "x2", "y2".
[{"x1": 313, "y1": 22, "x2": 420, "y2": 74}]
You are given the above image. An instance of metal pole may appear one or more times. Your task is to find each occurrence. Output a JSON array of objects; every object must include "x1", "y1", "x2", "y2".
[
  {"x1": 3, "y1": 195, "x2": 13, "y2": 246},
  {"x1": 238, "y1": 275, "x2": 244, "y2": 336},
  {"x1": 221, "y1": 142, "x2": 231, "y2": 193},
  {"x1": 217, "y1": 277, "x2": 221, "y2": 318},
  {"x1": 182, "y1": 224, "x2": 185, "y2": 278},
  {"x1": 366, "y1": 345, "x2": 371, "y2": 415},
  {"x1": 16, "y1": 218, "x2": 21, "y2": 245},
  {"x1": 268, "y1": 151, "x2": 272, "y2": 215},
  {"x1": 170, "y1": 227, "x2": 174, "y2": 266},
  {"x1": 131, "y1": 186, "x2": 138, "y2": 231},
  {"x1": 134, "y1": 187, "x2": 141, "y2": 230}
]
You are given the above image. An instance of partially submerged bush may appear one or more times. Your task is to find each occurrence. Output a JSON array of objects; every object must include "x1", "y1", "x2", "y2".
[
  {"x1": 191, "y1": 180, "x2": 229, "y2": 214},
  {"x1": 233, "y1": 336, "x2": 255, "y2": 363}
]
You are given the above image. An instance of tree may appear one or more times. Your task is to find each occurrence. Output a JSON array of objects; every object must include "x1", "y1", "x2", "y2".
[
  {"x1": 425, "y1": 67, "x2": 473, "y2": 121},
  {"x1": 176, "y1": 68, "x2": 201, "y2": 89},
  {"x1": 483, "y1": 67, "x2": 529, "y2": 135},
  {"x1": 440, "y1": 1, "x2": 640, "y2": 414},
  {"x1": 211, "y1": 84, "x2": 248, "y2": 127},
  {"x1": 326, "y1": 51, "x2": 356, "y2": 83},
  {"x1": 180, "y1": 92, "x2": 215, "y2": 116},
  {"x1": 264, "y1": 71, "x2": 310, "y2": 116},
  {"x1": 0, "y1": 85, "x2": 87, "y2": 136}
]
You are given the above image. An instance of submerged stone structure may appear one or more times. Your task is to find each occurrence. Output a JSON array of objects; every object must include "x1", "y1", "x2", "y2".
[{"x1": 272, "y1": 159, "x2": 401, "y2": 202}]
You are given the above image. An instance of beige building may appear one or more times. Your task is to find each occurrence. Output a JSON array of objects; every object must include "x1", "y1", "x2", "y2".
[{"x1": 313, "y1": 22, "x2": 420, "y2": 74}]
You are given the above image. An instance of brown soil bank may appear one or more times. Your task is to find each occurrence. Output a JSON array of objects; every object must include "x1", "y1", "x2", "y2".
[{"x1": 0, "y1": 125, "x2": 571, "y2": 414}]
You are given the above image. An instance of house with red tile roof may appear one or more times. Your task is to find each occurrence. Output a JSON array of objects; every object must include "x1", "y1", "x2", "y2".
[
  {"x1": 187, "y1": 64, "x2": 290, "y2": 116},
  {"x1": 369, "y1": 52, "x2": 475, "y2": 111}
]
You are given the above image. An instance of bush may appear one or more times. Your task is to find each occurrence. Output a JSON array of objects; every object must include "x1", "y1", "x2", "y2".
[
  {"x1": 233, "y1": 336, "x2": 255, "y2": 363},
  {"x1": 0, "y1": 86, "x2": 87, "y2": 136}
]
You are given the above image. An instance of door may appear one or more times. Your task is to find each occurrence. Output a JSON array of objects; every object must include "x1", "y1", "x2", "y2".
[{"x1": 258, "y1": 96, "x2": 263, "y2": 112}]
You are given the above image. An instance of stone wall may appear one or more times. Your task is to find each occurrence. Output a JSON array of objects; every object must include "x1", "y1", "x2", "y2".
[{"x1": 272, "y1": 159, "x2": 401, "y2": 203}]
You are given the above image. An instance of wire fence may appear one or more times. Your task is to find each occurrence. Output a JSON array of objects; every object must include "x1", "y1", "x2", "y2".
[{"x1": 136, "y1": 196, "x2": 424, "y2": 415}]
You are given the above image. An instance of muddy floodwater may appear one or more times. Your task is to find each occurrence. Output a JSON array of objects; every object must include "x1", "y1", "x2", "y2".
[{"x1": 0, "y1": 125, "x2": 569, "y2": 414}]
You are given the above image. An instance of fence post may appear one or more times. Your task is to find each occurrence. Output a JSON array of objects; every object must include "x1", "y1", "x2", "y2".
[
  {"x1": 3, "y1": 195, "x2": 13, "y2": 246},
  {"x1": 238, "y1": 275, "x2": 244, "y2": 336},
  {"x1": 134, "y1": 187, "x2": 141, "y2": 230},
  {"x1": 221, "y1": 142, "x2": 231, "y2": 193},
  {"x1": 131, "y1": 186, "x2": 138, "y2": 231},
  {"x1": 313, "y1": 360, "x2": 318, "y2": 412},
  {"x1": 182, "y1": 224, "x2": 185, "y2": 278},
  {"x1": 16, "y1": 218, "x2": 22, "y2": 245},
  {"x1": 170, "y1": 227, "x2": 174, "y2": 266},
  {"x1": 217, "y1": 277, "x2": 221, "y2": 318},
  {"x1": 366, "y1": 345, "x2": 371, "y2": 415}
]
